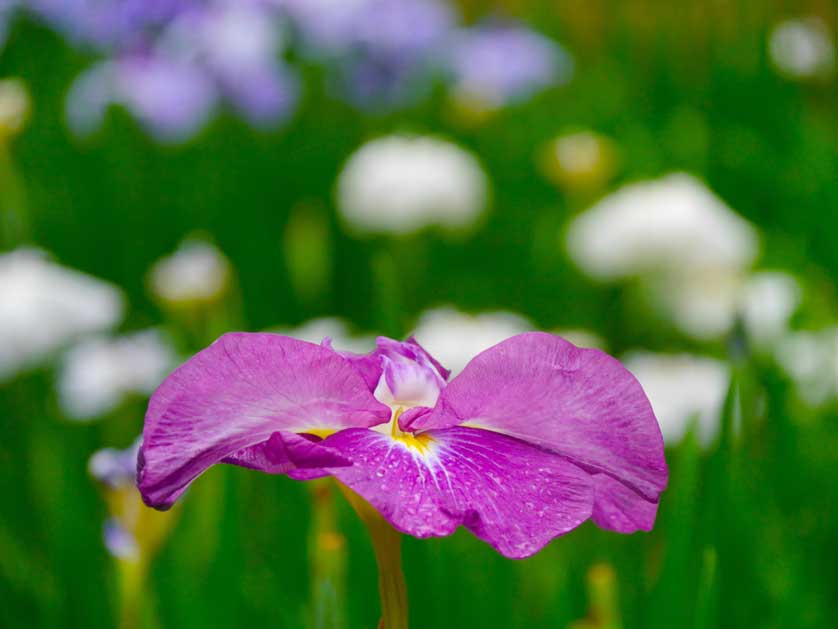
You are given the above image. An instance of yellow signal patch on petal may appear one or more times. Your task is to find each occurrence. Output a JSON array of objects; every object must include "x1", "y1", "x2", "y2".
[{"x1": 391, "y1": 431, "x2": 436, "y2": 455}]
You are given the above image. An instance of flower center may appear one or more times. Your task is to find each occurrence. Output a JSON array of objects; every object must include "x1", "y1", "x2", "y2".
[{"x1": 386, "y1": 407, "x2": 435, "y2": 454}]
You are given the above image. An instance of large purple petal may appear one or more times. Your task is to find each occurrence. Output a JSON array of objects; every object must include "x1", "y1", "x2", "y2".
[
  {"x1": 411, "y1": 332, "x2": 667, "y2": 532},
  {"x1": 315, "y1": 426, "x2": 593, "y2": 559},
  {"x1": 138, "y1": 333, "x2": 390, "y2": 509}
]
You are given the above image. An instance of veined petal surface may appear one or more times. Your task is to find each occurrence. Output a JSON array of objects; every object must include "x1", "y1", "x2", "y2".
[
  {"x1": 412, "y1": 332, "x2": 667, "y2": 531},
  {"x1": 316, "y1": 426, "x2": 594, "y2": 558},
  {"x1": 138, "y1": 333, "x2": 389, "y2": 508}
]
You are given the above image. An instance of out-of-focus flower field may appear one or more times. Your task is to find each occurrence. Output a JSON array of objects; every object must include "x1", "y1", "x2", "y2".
[{"x1": 0, "y1": 2, "x2": 836, "y2": 628}]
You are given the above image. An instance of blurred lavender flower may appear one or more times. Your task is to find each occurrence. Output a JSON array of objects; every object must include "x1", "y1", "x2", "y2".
[
  {"x1": 62, "y1": 1, "x2": 297, "y2": 141},
  {"x1": 103, "y1": 518, "x2": 140, "y2": 559},
  {"x1": 89, "y1": 436, "x2": 178, "y2": 567},
  {"x1": 0, "y1": 248, "x2": 124, "y2": 381},
  {"x1": 27, "y1": 0, "x2": 207, "y2": 52},
  {"x1": 280, "y1": 0, "x2": 453, "y2": 108},
  {"x1": 89, "y1": 437, "x2": 141, "y2": 488},
  {"x1": 0, "y1": 0, "x2": 20, "y2": 49},
  {"x1": 67, "y1": 55, "x2": 218, "y2": 142},
  {"x1": 28, "y1": 0, "x2": 196, "y2": 50},
  {"x1": 445, "y1": 22, "x2": 572, "y2": 110},
  {"x1": 90, "y1": 437, "x2": 141, "y2": 561},
  {"x1": 162, "y1": 2, "x2": 298, "y2": 125},
  {"x1": 59, "y1": 329, "x2": 177, "y2": 420}
]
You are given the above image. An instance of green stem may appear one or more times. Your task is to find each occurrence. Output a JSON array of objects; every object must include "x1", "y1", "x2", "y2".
[
  {"x1": 337, "y1": 483, "x2": 408, "y2": 629},
  {"x1": 308, "y1": 480, "x2": 347, "y2": 629},
  {"x1": 0, "y1": 140, "x2": 29, "y2": 247},
  {"x1": 117, "y1": 558, "x2": 146, "y2": 629}
]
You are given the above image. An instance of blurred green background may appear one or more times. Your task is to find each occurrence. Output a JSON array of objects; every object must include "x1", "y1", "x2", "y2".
[{"x1": 1, "y1": 2, "x2": 836, "y2": 628}]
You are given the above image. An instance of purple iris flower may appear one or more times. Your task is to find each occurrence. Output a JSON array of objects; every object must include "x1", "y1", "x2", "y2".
[
  {"x1": 0, "y1": 1, "x2": 20, "y2": 49},
  {"x1": 161, "y1": 1, "x2": 299, "y2": 126},
  {"x1": 90, "y1": 438, "x2": 143, "y2": 559},
  {"x1": 103, "y1": 518, "x2": 140, "y2": 559},
  {"x1": 67, "y1": 54, "x2": 219, "y2": 142},
  {"x1": 27, "y1": 0, "x2": 197, "y2": 50},
  {"x1": 280, "y1": 0, "x2": 453, "y2": 108},
  {"x1": 64, "y1": 1, "x2": 298, "y2": 141},
  {"x1": 446, "y1": 22, "x2": 573, "y2": 107},
  {"x1": 138, "y1": 332, "x2": 667, "y2": 558},
  {"x1": 90, "y1": 438, "x2": 141, "y2": 488}
]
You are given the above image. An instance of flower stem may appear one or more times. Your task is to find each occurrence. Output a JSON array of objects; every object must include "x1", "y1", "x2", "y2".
[
  {"x1": 116, "y1": 559, "x2": 144, "y2": 629},
  {"x1": 308, "y1": 480, "x2": 347, "y2": 629},
  {"x1": 337, "y1": 483, "x2": 408, "y2": 629},
  {"x1": 0, "y1": 140, "x2": 29, "y2": 247}
]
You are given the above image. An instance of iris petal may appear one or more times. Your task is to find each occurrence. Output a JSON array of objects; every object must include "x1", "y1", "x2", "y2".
[
  {"x1": 138, "y1": 333, "x2": 390, "y2": 509},
  {"x1": 412, "y1": 332, "x2": 667, "y2": 532},
  {"x1": 222, "y1": 431, "x2": 352, "y2": 473},
  {"x1": 314, "y1": 426, "x2": 593, "y2": 559}
]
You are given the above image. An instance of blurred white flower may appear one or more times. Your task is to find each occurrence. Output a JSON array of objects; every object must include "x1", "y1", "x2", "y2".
[
  {"x1": 662, "y1": 267, "x2": 746, "y2": 341},
  {"x1": 411, "y1": 306, "x2": 532, "y2": 375},
  {"x1": 566, "y1": 173, "x2": 767, "y2": 341},
  {"x1": 624, "y1": 352, "x2": 730, "y2": 448},
  {"x1": 337, "y1": 135, "x2": 488, "y2": 235},
  {"x1": 59, "y1": 329, "x2": 177, "y2": 420},
  {"x1": 566, "y1": 173, "x2": 759, "y2": 281},
  {"x1": 148, "y1": 239, "x2": 231, "y2": 305},
  {"x1": 0, "y1": 249, "x2": 125, "y2": 381},
  {"x1": 769, "y1": 17, "x2": 835, "y2": 81},
  {"x1": 775, "y1": 326, "x2": 838, "y2": 407},
  {"x1": 741, "y1": 271, "x2": 801, "y2": 349},
  {"x1": 662, "y1": 269, "x2": 801, "y2": 343},
  {"x1": 274, "y1": 317, "x2": 375, "y2": 354}
]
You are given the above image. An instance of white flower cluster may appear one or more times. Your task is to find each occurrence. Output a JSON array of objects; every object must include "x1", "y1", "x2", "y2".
[
  {"x1": 148, "y1": 239, "x2": 231, "y2": 305},
  {"x1": 0, "y1": 249, "x2": 124, "y2": 381},
  {"x1": 336, "y1": 134, "x2": 488, "y2": 235},
  {"x1": 273, "y1": 317, "x2": 375, "y2": 355},
  {"x1": 59, "y1": 330, "x2": 177, "y2": 420},
  {"x1": 624, "y1": 352, "x2": 730, "y2": 448},
  {"x1": 0, "y1": 247, "x2": 186, "y2": 420},
  {"x1": 566, "y1": 173, "x2": 800, "y2": 344},
  {"x1": 775, "y1": 326, "x2": 838, "y2": 407},
  {"x1": 411, "y1": 306, "x2": 532, "y2": 375}
]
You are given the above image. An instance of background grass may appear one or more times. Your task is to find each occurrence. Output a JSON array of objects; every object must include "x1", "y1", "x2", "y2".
[{"x1": 1, "y1": 2, "x2": 836, "y2": 628}]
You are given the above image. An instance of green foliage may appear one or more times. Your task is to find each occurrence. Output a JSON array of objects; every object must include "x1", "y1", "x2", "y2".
[{"x1": 1, "y1": 4, "x2": 836, "y2": 628}]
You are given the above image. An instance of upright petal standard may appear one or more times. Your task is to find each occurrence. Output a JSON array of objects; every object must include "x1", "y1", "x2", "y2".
[{"x1": 138, "y1": 331, "x2": 667, "y2": 558}]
